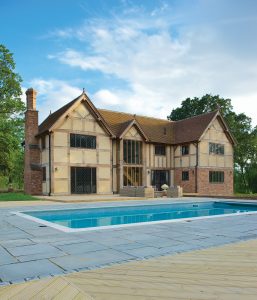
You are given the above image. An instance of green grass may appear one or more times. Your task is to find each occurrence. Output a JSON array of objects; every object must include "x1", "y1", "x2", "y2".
[
  {"x1": 234, "y1": 193, "x2": 257, "y2": 198},
  {"x1": 0, "y1": 193, "x2": 40, "y2": 201}
]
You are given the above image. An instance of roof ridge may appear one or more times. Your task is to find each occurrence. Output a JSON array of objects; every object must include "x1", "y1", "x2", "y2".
[
  {"x1": 98, "y1": 108, "x2": 172, "y2": 123},
  {"x1": 173, "y1": 110, "x2": 218, "y2": 123}
]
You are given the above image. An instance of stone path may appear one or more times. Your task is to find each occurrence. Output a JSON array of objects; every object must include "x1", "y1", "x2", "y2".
[{"x1": 1, "y1": 238, "x2": 257, "y2": 299}]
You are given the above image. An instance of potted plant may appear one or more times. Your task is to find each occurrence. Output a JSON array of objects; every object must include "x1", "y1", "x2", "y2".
[{"x1": 161, "y1": 184, "x2": 169, "y2": 197}]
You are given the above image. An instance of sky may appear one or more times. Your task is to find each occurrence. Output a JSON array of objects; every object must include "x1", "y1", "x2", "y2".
[{"x1": 1, "y1": 0, "x2": 257, "y2": 126}]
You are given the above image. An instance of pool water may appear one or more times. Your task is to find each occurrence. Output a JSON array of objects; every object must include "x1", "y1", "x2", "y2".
[{"x1": 22, "y1": 201, "x2": 257, "y2": 230}]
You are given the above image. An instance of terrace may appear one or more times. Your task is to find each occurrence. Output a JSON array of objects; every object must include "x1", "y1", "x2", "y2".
[{"x1": 0, "y1": 197, "x2": 257, "y2": 299}]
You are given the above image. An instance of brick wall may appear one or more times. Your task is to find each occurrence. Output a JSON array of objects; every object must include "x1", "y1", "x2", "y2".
[
  {"x1": 174, "y1": 168, "x2": 196, "y2": 193},
  {"x1": 174, "y1": 167, "x2": 234, "y2": 196},
  {"x1": 197, "y1": 168, "x2": 233, "y2": 196},
  {"x1": 24, "y1": 89, "x2": 42, "y2": 195}
]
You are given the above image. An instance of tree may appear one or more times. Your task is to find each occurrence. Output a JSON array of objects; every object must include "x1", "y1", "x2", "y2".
[
  {"x1": 167, "y1": 94, "x2": 233, "y2": 121},
  {"x1": 0, "y1": 44, "x2": 25, "y2": 188},
  {"x1": 168, "y1": 94, "x2": 257, "y2": 193}
]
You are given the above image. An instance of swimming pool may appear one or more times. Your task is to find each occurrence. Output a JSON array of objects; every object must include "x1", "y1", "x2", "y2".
[{"x1": 16, "y1": 201, "x2": 257, "y2": 232}]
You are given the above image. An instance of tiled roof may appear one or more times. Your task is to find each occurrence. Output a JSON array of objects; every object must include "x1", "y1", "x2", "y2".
[
  {"x1": 38, "y1": 96, "x2": 79, "y2": 135},
  {"x1": 173, "y1": 111, "x2": 218, "y2": 144},
  {"x1": 37, "y1": 93, "x2": 221, "y2": 145},
  {"x1": 98, "y1": 109, "x2": 174, "y2": 144}
]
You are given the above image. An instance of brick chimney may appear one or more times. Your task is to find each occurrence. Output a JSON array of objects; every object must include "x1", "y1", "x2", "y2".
[{"x1": 24, "y1": 88, "x2": 42, "y2": 195}]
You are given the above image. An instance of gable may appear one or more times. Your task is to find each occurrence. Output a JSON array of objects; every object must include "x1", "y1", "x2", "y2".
[
  {"x1": 57, "y1": 102, "x2": 105, "y2": 134},
  {"x1": 37, "y1": 93, "x2": 114, "y2": 137},
  {"x1": 200, "y1": 116, "x2": 234, "y2": 145},
  {"x1": 124, "y1": 125, "x2": 143, "y2": 140}
]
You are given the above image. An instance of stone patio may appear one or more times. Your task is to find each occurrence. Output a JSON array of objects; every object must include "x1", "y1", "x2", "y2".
[{"x1": 0, "y1": 198, "x2": 257, "y2": 285}]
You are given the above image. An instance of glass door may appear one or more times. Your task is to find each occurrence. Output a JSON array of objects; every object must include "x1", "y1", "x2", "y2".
[{"x1": 151, "y1": 170, "x2": 169, "y2": 191}]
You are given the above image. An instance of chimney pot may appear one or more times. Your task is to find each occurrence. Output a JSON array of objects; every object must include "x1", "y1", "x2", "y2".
[{"x1": 26, "y1": 88, "x2": 37, "y2": 110}]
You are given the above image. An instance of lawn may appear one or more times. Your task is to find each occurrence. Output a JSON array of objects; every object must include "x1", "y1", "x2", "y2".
[
  {"x1": 0, "y1": 193, "x2": 39, "y2": 201},
  {"x1": 234, "y1": 193, "x2": 257, "y2": 199}
]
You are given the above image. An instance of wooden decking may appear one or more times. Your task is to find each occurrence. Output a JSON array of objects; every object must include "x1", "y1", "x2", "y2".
[{"x1": 1, "y1": 239, "x2": 257, "y2": 299}]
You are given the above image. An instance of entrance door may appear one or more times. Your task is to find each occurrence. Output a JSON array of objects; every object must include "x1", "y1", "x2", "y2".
[
  {"x1": 151, "y1": 170, "x2": 169, "y2": 191},
  {"x1": 71, "y1": 167, "x2": 96, "y2": 194}
]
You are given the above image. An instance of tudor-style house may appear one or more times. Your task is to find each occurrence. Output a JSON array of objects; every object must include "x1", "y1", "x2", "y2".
[{"x1": 24, "y1": 88, "x2": 235, "y2": 196}]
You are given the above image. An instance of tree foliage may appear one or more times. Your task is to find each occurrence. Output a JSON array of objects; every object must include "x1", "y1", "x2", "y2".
[
  {"x1": 0, "y1": 45, "x2": 25, "y2": 188},
  {"x1": 168, "y1": 94, "x2": 257, "y2": 193}
]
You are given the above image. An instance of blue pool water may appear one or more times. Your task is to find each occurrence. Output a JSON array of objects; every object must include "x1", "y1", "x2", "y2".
[{"x1": 23, "y1": 201, "x2": 257, "y2": 229}]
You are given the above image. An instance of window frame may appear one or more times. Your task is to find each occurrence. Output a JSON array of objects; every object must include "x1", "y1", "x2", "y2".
[
  {"x1": 123, "y1": 166, "x2": 143, "y2": 186},
  {"x1": 209, "y1": 142, "x2": 225, "y2": 155},
  {"x1": 182, "y1": 171, "x2": 189, "y2": 181},
  {"x1": 70, "y1": 133, "x2": 96, "y2": 149},
  {"x1": 123, "y1": 139, "x2": 142, "y2": 164},
  {"x1": 155, "y1": 144, "x2": 166, "y2": 156},
  {"x1": 42, "y1": 166, "x2": 46, "y2": 182},
  {"x1": 209, "y1": 171, "x2": 224, "y2": 183},
  {"x1": 41, "y1": 136, "x2": 46, "y2": 150},
  {"x1": 181, "y1": 145, "x2": 189, "y2": 156}
]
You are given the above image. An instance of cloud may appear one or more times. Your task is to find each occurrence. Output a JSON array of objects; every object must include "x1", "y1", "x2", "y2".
[
  {"x1": 43, "y1": 0, "x2": 257, "y2": 125},
  {"x1": 27, "y1": 79, "x2": 81, "y2": 122}
]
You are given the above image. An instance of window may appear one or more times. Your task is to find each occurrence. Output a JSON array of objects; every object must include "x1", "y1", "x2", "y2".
[
  {"x1": 123, "y1": 167, "x2": 143, "y2": 186},
  {"x1": 155, "y1": 145, "x2": 166, "y2": 156},
  {"x1": 182, "y1": 171, "x2": 189, "y2": 181},
  {"x1": 41, "y1": 137, "x2": 46, "y2": 149},
  {"x1": 209, "y1": 171, "x2": 224, "y2": 183},
  {"x1": 123, "y1": 140, "x2": 142, "y2": 164},
  {"x1": 181, "y1": 145, "x2": 189, "y2": 155},
  {"x1": 70, "y1": 134, "x2": 96, "y2": 149},
  {"x1": 42, "y1": 167, "x2": 46, "y2": 182},
  {"x1": 209, "y1": 143, "x2": 224, "y2": 155},
  {"x1": 71, "y1": 167, "x2": 96, "y2": 194}
]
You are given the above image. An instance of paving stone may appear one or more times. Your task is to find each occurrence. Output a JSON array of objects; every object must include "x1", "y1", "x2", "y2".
[
  {"x1": 17, "y1": 251, "x2": 67, "y2": 262},
  {"x1": 0, "y1": 246, "x2": 17, "y2": 266},
  {"x1": 56, "y1": 241, "x2": 108, "y2": 254},
  {"x1": 138, "y1": 237, "x2": 182, "y2": 248},
  {"x1": 121, "y1": 246, "x2": 172, "y2": 258},
  {"x1": 97, "y1": 237, "x2": 133, "y2": 246},
  {"x1": 50, "y1": 249, "x2": 135, "y2": 270},
  {"x1": 7, "y1": 243, "x2": 62, "y2": 256},
  {"x1": 112, "y1": 242, "x2": 146, "y2": 251},
  {"x1": 0, "y1": 239, "x2": 35, "y2": 248},
  {"x1": 0, "y1": 259, "x2": 64, "y2": 282}
]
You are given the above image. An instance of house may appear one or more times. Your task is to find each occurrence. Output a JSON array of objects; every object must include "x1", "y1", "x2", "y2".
[{"x1": 24, "y1": 88, "x2": 235, "y2": 196}]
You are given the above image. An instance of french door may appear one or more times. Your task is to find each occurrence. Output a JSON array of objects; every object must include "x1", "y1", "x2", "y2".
[{"x1": 71, "y1": 167, "x2": 96, "y2": 194}]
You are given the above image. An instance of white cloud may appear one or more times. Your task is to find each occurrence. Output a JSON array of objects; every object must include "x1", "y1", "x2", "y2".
[
  {"x1": 93, "y1": 89, "x2": 121, "y2": 106},
  {"x1": 44, "y1": 1, "x2": 257, "y2": 126},
  {"x1": 28, "y1": 79, "x2": 81, "y2": 122}
]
